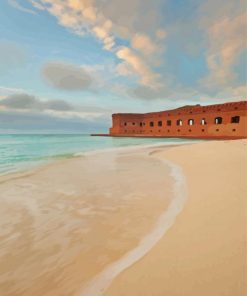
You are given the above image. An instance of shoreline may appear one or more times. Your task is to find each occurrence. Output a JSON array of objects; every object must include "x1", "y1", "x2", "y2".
[
  {"x1": 0, "y1": 142, "x2": 179, "y2": 296},
  {"x1": 105, "y1": 139, "x2": 247, "y2": 296},
  {"x1": 0, "y1": 140, "x2": 196, "y2": 183},
  {"x1": 77, "y1": 156, "x2": 187, "y2": 296}
]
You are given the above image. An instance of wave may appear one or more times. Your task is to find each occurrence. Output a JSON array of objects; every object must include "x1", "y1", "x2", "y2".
[{"x1": 76, "y1": 157, "x2": 187, "y2": 296}]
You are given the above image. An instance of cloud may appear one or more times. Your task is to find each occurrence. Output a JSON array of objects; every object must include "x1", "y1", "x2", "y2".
[
  {"x1": 0, "y1": 93, "x2": 111, "y2": 120},
  {"x1": 116, "y1": 47, "x2": 160, "y2": 86},
  {"x1": 8, "y1": 0, "x2": 36, "y2": 14},
  {"x1": 29, "y1": 0, "x2": 166, "y2": 88},
  {"x1": 0, "y1": 93, "x2": 74, "y2": 111},
  {"x1": 202, "y1": 11, "x2": 247, "y2": 89},
  {"x1": 0, "y1": 110, "x2": 109, "y2": 133},
  {"x1": 42, "y1": 61, "x2": 93, "y2": 91},
  {"x1": 131, "y1": 34, "x2": 159, "y2": 56}
]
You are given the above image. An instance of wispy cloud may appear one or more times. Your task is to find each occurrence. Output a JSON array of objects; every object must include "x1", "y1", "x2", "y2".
[
  {"x1": 29, "y1": 0, "x2": 166, "y2": 88},
  {"x1": 8, "y1": 0, "x2": 36, "y2": 14}
]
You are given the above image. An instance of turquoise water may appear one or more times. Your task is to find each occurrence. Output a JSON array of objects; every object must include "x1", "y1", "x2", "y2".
[{"x1": 0, "y1": 134, "x2": 195, "y2": 175}]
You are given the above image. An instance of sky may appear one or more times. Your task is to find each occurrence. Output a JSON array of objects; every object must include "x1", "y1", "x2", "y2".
[{"x1": 0, "y1": 0, "x2": 246, "y2": 133}]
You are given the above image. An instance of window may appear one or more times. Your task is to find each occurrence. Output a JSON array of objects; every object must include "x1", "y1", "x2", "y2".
[
  {"x1": 140, "y1": 122, "x2": 143, "y2": 127},
  {"x1": 202, "y1": 129, "x2": 205, "y2": 132},
  {"x1": 132, "y1": 122, "x2": 135, "y2": 125},
  {"x1": 176, "y1": 119, "x2": 183, "y2": 126},
  {"x1": 124, "y1": 122, "x2": 127, "y2": 126},
  {"x1": 188, "y1": 119, "x2": 194, "y2": 125},
  {"x1": 158, "y1": 121, "x2": 162, "y2": 127},
  {"x1": 201, "y1": 118, "x2": 207, "y2": 125},
  {"x1": 167, "y1": 120, "x2": 172, "y2": 126},
  {"x1": 150, "y1": 121, "x2": 154, "y2": 127},
  {"x1": 231, "y1": 116, "x2": 240, "y2": 123},
  {"x1": 215, "y1": 117, "x2": 222, "y2": 124}
]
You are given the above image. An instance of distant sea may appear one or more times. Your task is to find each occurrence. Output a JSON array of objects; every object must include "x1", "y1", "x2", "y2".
[{"x1": 0, "y1": 134, "x2": 196, "y2": 175}]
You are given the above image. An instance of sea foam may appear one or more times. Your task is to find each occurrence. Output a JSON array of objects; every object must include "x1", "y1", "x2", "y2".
[{"x1": 77, "y1": 157, "x2": 187, "y2": 296}]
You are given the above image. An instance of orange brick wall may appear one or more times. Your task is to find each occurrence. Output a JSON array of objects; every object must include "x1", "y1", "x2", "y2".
[{"x1": 109, "y1": 101, "x2": 247, "y2": 139}]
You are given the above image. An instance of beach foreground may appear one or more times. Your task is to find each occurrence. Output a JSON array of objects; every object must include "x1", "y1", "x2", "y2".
[
  {"x1": 0, "y1": 139, "x2": 246, "y2": 296},
  {"x1": 106, "y1": 139, "x2": 247, "y2": 296}
]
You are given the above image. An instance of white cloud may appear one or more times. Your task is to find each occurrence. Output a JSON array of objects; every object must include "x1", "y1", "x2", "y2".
[{"x1": 29, "y1": 0, "x2": 166, "y2": 88}]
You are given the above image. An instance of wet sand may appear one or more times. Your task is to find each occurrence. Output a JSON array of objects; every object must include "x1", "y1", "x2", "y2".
[
  {"x1": 106, "y1": 139, "x2": 247, "y2": 296},
  {"x1": 0, "y1": 145, "x2": 176, "y2": 296}
]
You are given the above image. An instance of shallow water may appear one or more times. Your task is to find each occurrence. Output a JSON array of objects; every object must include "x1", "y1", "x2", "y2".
[
  {"x1": 0, "y1": 134, "x2": 196, "y2": 175},
  {"x1": 0, "y1": 146, "x2": 175, "y2": 296}
]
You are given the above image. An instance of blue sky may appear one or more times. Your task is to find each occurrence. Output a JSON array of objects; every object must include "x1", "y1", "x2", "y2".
[{"x1": 0, "y1": 0, "x2": 246, "y2": 132}]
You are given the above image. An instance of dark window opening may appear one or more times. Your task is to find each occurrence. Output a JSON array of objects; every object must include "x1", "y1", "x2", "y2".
[
  {"x1": 235, "y1": 107, "x2": 238, "y2": 110},
  {"x1": 202, "y1": 129, "x2": 205, "y2": 132},
  {"x1": 189, "y1": 129, "x2": 192, "y2": 132},
  {"x1": 158, "y1": 130, "x2": 161, "y2": 132},
  {"x1": 132, "y1": 122, "x2": 135, "y2": 125},
  {"x1": 167, "y1": 120, "x2": 172, "y2": 126},
  {"x1": 201, "y1": 118, "x2": 207, "y2": 125},
  {"x1": 188, "y1": 119, "x2": 194, "y2": 125},
  {"x1": 140, "y1": 122, "x2": 142, "y2": 127},
  {"x1": 216, "y1": 129, "x2": 219, "y2": 131},
  {"x1": 215, "y1": 117, "x2": 223, "y2": 124},
  {"x1": 158, "y1": 121, "x2": 162, "y2": 127},
  {"x1": 124, "y1": 122, "x2": 127, "y2": 126},
  {"x1": 231, "y1": 116, "x2": 240, "y2": 123},
  {"x1": 177, "y1": 129, "x2": 180, "y2": 132},
  {"x1": 176, "y1": 119, "x2": 183, "y2": 126},
  {"x1": 232, "y1": 129, "x2": 236, "y2": 132},
  {"x1": 150, "y1": 121, "x2": 154, "y2": 127},
  {"x1": 167, "y1": 130, "x2": 170, "y2": 133}
]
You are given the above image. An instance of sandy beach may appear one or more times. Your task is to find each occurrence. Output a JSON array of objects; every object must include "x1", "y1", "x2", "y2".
[
  {"x1": 106, "y1": 139, "x2": 247, "y2": 296},
  {"x1": 0, "y1": 139, "x2": 246, "y2": 296},
  {"x1": 0, "y1": 144, "x2": 176, "y2": 296}
]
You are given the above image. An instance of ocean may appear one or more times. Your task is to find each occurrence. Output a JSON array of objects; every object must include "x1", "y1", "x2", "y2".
[{"x1": 0, "y1": 134, "x2": 195, "y2": 175}]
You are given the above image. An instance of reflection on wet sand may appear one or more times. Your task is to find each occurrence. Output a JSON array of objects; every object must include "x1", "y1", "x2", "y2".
[{"x1": 0, "y1": 147, "x2": 174, "y2": 296}]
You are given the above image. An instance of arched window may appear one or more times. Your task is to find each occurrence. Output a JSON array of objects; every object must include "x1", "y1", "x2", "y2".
[
  {"x1": 231, "y1": 116, "x2": 240, "y2": 123},
  {"x1": 150, "y1": 121, "x2": 154, "y2": 127},
  {"x1": 158, "y1": 121, "x2": 162, "y2": 127},
  {"x1": 167, "y1": 120, "x2": 172, "y2": 126},
  {"x1": 176, "y1": 119, "x2": 183, "y2": 126},
  {"x1": 201, "y1": 118, "x2": 207, "y2": 125},
  {"x1": 215, "y1": 117, "x2": 223, "y2": 124},
  {"x1": 188, "y1": 119, "x2": 194, "y2": 125}
]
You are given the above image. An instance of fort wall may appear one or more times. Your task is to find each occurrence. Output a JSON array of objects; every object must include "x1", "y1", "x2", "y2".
[{"x1": 109, "y1": 101, "x2": 247, "y2": 139}]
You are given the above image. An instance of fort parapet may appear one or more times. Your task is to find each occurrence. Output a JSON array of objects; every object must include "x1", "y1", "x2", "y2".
[{"x1": 107, "y1": 101, "x2": 247, "y2": 139}]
